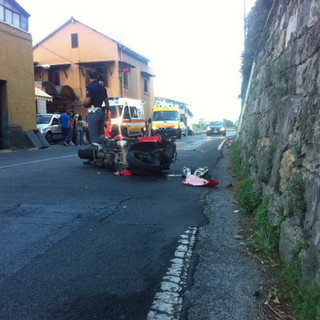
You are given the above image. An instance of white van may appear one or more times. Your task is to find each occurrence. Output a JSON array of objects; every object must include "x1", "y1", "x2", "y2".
[{"x1": 36, "y1": 113, "x2": 62, "y2": 143}]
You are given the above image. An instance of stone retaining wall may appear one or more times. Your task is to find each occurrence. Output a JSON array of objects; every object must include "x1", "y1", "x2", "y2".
[{"x1": 238, "y1": 0, "x2": 320, "y2": 284}]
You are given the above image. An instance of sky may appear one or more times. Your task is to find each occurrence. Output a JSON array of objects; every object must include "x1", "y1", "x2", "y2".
[{"x1": 17, "y1": 0, "x2": 255, "y2": 123}]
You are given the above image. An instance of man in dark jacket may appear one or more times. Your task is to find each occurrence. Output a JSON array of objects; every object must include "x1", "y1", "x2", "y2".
[{"x1": 83, "y1": 68, "x2": 109, "y2": 143}]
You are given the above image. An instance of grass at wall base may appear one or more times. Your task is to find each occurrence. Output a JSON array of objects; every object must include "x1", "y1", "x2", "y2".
[{"x1": 229, "y1": 141, "x2": 320, "y2": 320}]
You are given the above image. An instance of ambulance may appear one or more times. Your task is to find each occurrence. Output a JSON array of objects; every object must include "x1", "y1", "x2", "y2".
[
  {"x1": 105, "y1": 98, "x2": 146, "y2": 138},
  {"x1": 151, "y1": 104, "x2": 182, "y2": 138}
]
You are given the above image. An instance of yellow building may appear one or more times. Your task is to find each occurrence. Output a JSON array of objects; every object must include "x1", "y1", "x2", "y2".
[
  {"x1": 33, "y1": 17, "x2": 155, "y2": 120},
  {"x1": 0, "y1": 0, "x2": 36, "y2": 149}
]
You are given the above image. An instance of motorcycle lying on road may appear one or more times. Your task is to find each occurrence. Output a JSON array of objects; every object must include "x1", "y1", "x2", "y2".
[{"x1": 78, "y1": 135, "x2": 177, "y2": 174}]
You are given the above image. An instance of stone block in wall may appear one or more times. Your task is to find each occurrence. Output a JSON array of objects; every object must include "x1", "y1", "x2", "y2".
[
  {"x1": 301, "y1": 247, "x2": 320, "y2": 285},
  {"x1": 285, "y1": 10, "x2": 299, "y2": 48},
  {"x1": 305, "y1": 178, "x2": 320, "y2": 248},
  {"x1": 308, "y1": 1, "x2": 320, "y2": 27},
  {"x1": 306, "y1": 56, "x2": 318, "y2": 93},
  {"x1": 276, "y1": 29, "x2": 287, "y2": 57},
  {"x1": 279, "y1": 216, "x2": 303, "y2": 263},
  {"x1": 295, "y1": 62, "x2": 308, "y2": 95},
  {"x1": 266, "y1": 190, "x2": 285, "y2": 226},
  {"x1": 299, "y1": 177, "x2": 320, "y2": 284},
  {"x1": 279, "y1": 149, "x2": 297, "y2": 192}
]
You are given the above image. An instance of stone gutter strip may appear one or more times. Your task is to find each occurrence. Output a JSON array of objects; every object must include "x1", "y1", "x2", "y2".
[{"x1": 147, "y1": 227, "x2": 197, "y2": 320}]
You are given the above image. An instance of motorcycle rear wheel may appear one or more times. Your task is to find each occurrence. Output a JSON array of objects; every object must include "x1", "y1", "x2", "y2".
[
  {"x1": 78, "y1": 148, "x2": 95, "y2": 160},
  {"x1": 126, "y1": 150, "x2": 162, "y2": 173}
]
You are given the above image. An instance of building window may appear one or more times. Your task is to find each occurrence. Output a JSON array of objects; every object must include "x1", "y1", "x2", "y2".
[
  {"x1": 12, "y1": 11, "x2": 19, "y2": 27},
  {"x1": 5, "y1": 7, "x2": 12, "y2": 24},
  {"x1": 0, "y1": 5, "x2": 4, "y2": 21},
  {"x1": 144, "y1": 78, "x2": 148, "y2": 94},
  {"x1": 48, "y1": 69, "x2": 60, "y2": 85},
  {"x1": 123, "y1": 72, "x2": 128, "y2": 89},
  {"x1": 71, "y1": 33, "x2": 78, "y2": 48},
  {"x1": 20, "y1": 14, "x2": 28, "y2": 30},
  {"x1": 96, "y1": 68, "x2": 107, "y2": 87},
  {"x1": 0, "y1": 1, "x2": 28, "y2": 31},
  {"x1": 85, "y1": 66, "x2": 108, "y2": 87}
]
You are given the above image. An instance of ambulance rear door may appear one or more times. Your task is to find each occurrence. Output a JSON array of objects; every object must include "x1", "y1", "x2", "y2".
[{"x1": 129, "y1": 105, "x2": 145, "y2": 136}]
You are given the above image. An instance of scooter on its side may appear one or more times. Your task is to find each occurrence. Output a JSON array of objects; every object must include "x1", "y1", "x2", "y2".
[{"x1": 78, "y1": 135, "x2": 177, "y2": 174}]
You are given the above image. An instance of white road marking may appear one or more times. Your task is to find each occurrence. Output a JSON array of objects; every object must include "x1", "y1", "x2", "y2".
[
  {"x1": 0, "y1": 154, "x2": 76, "y2": 170},
  {"x1": 147, "y1": 227, "x2": 197, "y2": 320},
  {"x1": 218, "y1": 139, "x2": 228, "y2": 151}
]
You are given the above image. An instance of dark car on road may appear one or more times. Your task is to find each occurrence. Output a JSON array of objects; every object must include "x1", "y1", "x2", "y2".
[{"x1": 206, "y1": 121, "x2": 227, "y2": 136}]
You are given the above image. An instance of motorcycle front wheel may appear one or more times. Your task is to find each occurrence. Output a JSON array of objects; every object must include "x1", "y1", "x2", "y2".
[{"x1": 126, "y1": 150, "x2": 162, "y2": 173}]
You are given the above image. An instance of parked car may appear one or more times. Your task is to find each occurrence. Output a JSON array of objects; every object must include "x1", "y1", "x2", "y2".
[
  {"x1": 36, "y1": 113, "x2": 63, "y2": 143},
  {"x1": 206, "y1": 121, "x2": 227, "y2": 136},
  {"x1": 180, "y1": 122, "x2": 187, "y2": 136}
]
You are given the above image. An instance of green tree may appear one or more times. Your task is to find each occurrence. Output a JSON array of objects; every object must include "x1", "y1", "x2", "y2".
[
  {"x1": 223, "y1": 119, "x2": 235, "y2": 128},
  {"x1": 193, "y1": 118, "x2": 208, "y2": 131}
]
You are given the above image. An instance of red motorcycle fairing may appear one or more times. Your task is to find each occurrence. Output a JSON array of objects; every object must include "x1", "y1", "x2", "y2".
[{"x1": 137, "y1": 136, "x2": 162, "y2": 143}]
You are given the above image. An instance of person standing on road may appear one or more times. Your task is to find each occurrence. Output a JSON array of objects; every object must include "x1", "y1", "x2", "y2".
[
  {"x1": 59, "y1": 110, "x2": 72, "y2": 146},
  {"x1": 76, "y1": 115, "x2": 85, "y2": 145},
  {"x1": 68, "y1": 110, "x2": 76, "y2": 145},
  {"x1": 83, "y1": 68, "x2": 109, "y2": 143}
]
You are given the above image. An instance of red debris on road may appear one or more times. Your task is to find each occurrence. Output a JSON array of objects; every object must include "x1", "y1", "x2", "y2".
[{"x1": 182, "y1": 175, "x2": 219, "y2": 187}]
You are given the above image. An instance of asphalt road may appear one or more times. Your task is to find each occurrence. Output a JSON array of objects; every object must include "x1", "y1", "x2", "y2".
[{"x1": 0, "y1": 134, "x2": 228, "y2": 320}]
